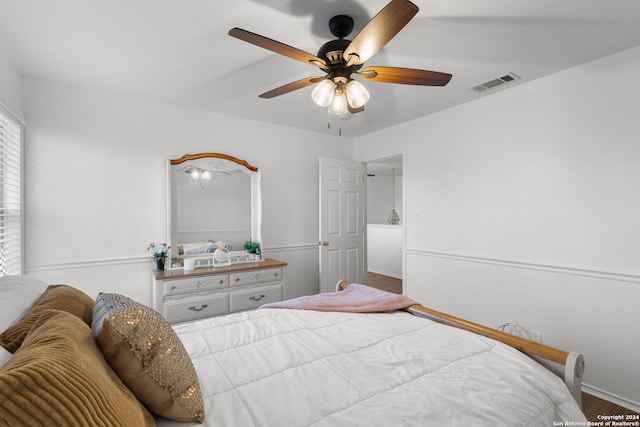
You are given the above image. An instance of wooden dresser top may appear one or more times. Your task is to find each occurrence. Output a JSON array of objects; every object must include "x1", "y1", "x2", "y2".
[{"x1": 153, "y1": 258, "x2": 287, "y2": 280}]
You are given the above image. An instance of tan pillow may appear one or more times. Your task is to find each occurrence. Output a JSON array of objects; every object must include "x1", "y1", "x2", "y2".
[
  {"x1": 93, "y1": 292, "x2": 205, "y2": 423},
  {"x1": 0, "y1": 284, "x2": 94, "y2": 353},
  {"x1": 0, "y1": 309, "x2": 155, "y2": 427}
]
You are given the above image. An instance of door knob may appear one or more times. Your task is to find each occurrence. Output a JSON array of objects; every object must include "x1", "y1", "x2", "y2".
[{"x1": 321, "y1": 240, "x2": 330, "y2": 246}]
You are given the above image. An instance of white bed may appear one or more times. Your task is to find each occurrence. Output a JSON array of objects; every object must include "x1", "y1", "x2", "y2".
[
  {"x1": 0, "y1": 276, "x2": 587, "y2": 426},
  {"x1": 158, "y1": 306, "x2": 587, "y2": 426}
]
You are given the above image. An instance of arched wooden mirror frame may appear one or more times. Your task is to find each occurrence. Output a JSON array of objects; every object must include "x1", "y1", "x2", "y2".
[{"x1": 167, "y1": 152, "x2": 262, "y2": 265}]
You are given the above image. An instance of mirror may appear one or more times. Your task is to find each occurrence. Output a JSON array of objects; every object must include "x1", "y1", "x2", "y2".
[{"x1": 167, "y1": 153, "x2": 262, "y2": 265}]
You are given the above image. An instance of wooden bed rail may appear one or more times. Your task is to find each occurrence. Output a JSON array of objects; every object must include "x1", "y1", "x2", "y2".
[
  {"x1": 405, "y1": 303, "x2": 567, "y2": 364},
  {"x1": 336, "y1": 280, "x2": 584, "y2": 407}
]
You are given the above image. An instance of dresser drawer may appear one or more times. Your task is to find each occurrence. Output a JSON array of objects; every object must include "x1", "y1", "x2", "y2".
[
  {"x1": 229, "y1": 285, "x2": 281, "y2": 312},
  {"x1": 163, "y1": 275, "x2": 229, "y2": 296},
  {"x1": 165, "y1": 294, "x2": 229, "y2": 323},
  {"x1": 230, "y1": 268, "x2": 282, "y2": 287}
]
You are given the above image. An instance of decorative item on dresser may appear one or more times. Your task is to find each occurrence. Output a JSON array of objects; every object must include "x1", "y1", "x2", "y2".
[
  {"x1": 152, "y1": 258, "x2": 287, "y2": 323},
  {"x1": 148, "y1": 242, "x2": 170, "y2": 271}
]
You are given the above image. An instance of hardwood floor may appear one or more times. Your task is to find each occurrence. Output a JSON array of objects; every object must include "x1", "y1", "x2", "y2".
[
  {"x1": 366, "y1": 272, "x2": 639, "y2": 421},
  {"x1": 582, "y1": 393, "x2": 639, "y2": 422},
  {"x1": 366, "y1": 271, "x2": 402, "y2": 294}
]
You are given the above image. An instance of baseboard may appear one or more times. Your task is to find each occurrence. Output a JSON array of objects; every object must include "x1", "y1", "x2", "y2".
[
  {"x1": 583, "y1": 383, "x2": 640, "y2": 413},
  {"x1": 367, "y1": 268, "x2": 402, "y2": 280}
]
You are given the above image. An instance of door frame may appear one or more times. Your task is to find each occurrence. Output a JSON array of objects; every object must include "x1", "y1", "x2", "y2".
[{"x1": 364, "y1": 153, "x2": 406, "y2": 294}]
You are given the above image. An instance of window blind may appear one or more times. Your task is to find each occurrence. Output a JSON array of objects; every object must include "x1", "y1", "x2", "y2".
[{"x1": 0, "y1": 107, "x2": 22, "y2": 276}]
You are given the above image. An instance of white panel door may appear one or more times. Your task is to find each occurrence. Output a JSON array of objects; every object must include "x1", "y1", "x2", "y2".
[{"x1": 319, "y1": 158, "x2": 364, "y2": 293}]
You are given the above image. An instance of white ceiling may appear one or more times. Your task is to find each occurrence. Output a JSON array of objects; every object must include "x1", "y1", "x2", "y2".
[{"x1": 1, "y1": 0, "x2": 640, "y2": 138}]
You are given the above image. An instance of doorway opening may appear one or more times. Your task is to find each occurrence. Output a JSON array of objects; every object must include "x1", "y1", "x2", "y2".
[{"x1": 365, "y1": 155, "x2": 404, "y2": 294}]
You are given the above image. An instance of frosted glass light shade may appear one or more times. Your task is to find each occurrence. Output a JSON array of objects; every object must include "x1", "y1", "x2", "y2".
[
  {"x1": 328, "y1": 90, "x2": 349, "y2": 115},
  {"x1": 346, "y1": 80, "x2": 370, "y2": 108},
  {"x1": 311, "y1": 80, "x2": 336, "y2": 107}
]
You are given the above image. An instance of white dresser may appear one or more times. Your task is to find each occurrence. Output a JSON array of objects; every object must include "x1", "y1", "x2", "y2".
[{"x1": 152, "y1": 258, "x2": 287, "y2": 324}]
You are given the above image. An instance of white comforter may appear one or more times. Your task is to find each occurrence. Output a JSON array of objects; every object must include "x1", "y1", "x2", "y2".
[{"x1": 158, "y1": 308, "x2": 586, "y2": 427}]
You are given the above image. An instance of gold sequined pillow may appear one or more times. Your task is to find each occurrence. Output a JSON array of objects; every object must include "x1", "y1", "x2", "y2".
[
  {"x1": 0, "y1": 284, "x2": 94, "y2": 353},
  {"x1": 0, "y1": 309, "x2": 155, "y2": 426},
  {"x1": 92, "y1": 293, "x2": 205, "y2": 423}
]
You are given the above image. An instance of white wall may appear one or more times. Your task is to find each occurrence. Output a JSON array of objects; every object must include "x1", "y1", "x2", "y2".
[
  {"x1": 354, "y1": 46, "x2": 640, "y2": 410},
  {"x1": 367, "y1": 224, "x2": 402, "y2": 278},
  {"x1": 23, "y1": 78, "x2": 353, "y2": 304},
  {"x1": 366, "y1": 174, "x2": 402, "y2": 224},
  {"x1": 0, "y1": 46, "x2": 23, "y2": 118}
]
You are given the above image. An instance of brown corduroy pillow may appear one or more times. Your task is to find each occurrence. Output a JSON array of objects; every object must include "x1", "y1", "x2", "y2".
[
  {"x1": 0, "y1": 309, "x2": 155, "y2": 427},
  {"x1": 0, "y1": 284, "x2": 94, "y2": 353},
  {"x1": 92, "y1": 292, "x2": 205, "y2": 423}
]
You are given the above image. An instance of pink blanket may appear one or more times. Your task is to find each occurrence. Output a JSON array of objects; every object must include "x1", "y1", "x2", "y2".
[{"x1": 260, "y1": 283, "x2": 416, "y2": 313}]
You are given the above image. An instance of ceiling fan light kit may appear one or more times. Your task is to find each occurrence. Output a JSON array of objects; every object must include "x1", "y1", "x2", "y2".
[
  {"x1": 328, "y1": 85, "x2": 349, "y2": 115},
  {"x1": 229, "y1": 0, "x2": 452, "y2": 120},
  {"x1": 345, "y1": 80, "x2": 370, "y2": 109},
  {"x1": 311, "y1": 79, "x2": 336, "y2": 107}
]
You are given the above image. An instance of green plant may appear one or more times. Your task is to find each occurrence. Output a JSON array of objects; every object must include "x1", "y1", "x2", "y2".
[{"x1": 244, "y1": 240, "x2": 259, "y2": 254}]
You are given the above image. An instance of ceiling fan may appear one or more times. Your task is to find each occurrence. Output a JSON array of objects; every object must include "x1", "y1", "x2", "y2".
[{"x1": 229, "y1": 0, "x2": 452, "y2": 115}]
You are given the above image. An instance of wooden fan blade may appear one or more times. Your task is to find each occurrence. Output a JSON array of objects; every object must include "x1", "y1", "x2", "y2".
[
  {"x1": 343, "y1": 0, "x2": 418, "y2": 66},
  {"x1": 348, "y1": 103, "x2": 365, "y2": 114},
  {"x1": 229, "y1": 28, "x2": 326, "y2": 68},
  {"x1": 259, "y1": 76, "x2": 323, "y2": 99},
  {"x1": 360, "y1": 66, "x2": 452, "y2": 86}
]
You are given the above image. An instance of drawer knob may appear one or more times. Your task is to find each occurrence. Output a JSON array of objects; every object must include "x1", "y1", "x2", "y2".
[
  {"x1": 236, "y1": 277, "x2": 240, "y2": 282},
  {"x1": 274, "y1": 272, "x2": 278, "y2": 277},
  {"x1": 219, "y1": 279, "x2": 224, "y2": 284},
  {"x1": 188, "y1": 304, "x2": 209, "y2": 312},
  {"x1": 249, "y1": 294, "x2": 266, "y2": 301},
  {"x1": 170, "y1": 285, "x2": 176, "y2": 290}
]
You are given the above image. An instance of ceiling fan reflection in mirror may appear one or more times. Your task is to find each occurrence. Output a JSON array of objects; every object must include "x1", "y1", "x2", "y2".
[
  {"x1": 229, "y1": 0, "x2": 452, "y2": 117},
  {"x1": 177, "y1": 165, "x2": 231, "y2": 180}
]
